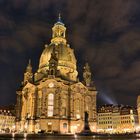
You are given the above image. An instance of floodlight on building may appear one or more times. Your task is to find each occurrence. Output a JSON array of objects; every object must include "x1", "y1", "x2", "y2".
[
  {"x1": 24, "y1": 133, "x2": 27, "y2": 138},
  {"x1": 76, "y1": 114, "x2": 80, "y2": 119},
  {"x1": 12, "y1": 133, "x2": 15, "y2": 138}
]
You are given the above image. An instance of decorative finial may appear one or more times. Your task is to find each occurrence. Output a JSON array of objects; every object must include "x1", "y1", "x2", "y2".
[
  {"x1": 26, "y1": 59, "x2": 32, "y2": 73},
  {"x1": 28, "y1": 59, "x2": 31, "y2": 66},
  {"x1": 54, "y1": 13, "x2": 64, "y2": 26},
  {"x1": 58, "y1": 13, "x2": 61, "y2": 22}
]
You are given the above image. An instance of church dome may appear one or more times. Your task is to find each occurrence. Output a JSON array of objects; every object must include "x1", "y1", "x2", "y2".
[
  {"x1": 37, "y1": 16, "x2": 78, "y2": 82},
  {"x1": 39, "y1": 44, "x2": 77, "y2": 70}
]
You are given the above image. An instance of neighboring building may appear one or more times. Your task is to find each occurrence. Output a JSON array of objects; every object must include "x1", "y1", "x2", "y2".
[
  {"x1": 136, "y1": 96, "x2": 140, "y2": 132},
  {"x1": 15, "y1": 15, "x2": 97, "y2": 134},
  {"x1": 0, "y1": 107, "x2": 15, "y2": 133},
  {"x1": 120, "y1": 106, "x2": 138, "y2": 133},
  {"x1": 112, "y1": 105, "x2": 122, "y2": 133},
  {"x1": 97, "y1": 104, "x2": 138, "y2": 134},
  {"x1": 137, "y1": 96, "x2": 140, "y2": 126},
  {"x1": 97, "y1": 104, "x2": 113, "y2": 133}
]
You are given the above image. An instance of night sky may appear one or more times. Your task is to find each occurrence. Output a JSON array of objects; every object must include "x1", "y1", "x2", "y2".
[{"x1": 0, "y1": 0, "x2": 140, "y2": 106}]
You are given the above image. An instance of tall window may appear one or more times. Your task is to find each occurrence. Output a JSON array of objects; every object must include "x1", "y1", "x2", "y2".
[
  {"x1": 27, "y1": 98, "x2": 31, "y2": 114},
  {"x1": 48, "y1": 93, "x2": 54, "y2": 117},
  {"x1": 38, "y1": 98, "x2": 41, "y2": 116},
  {"x1": 75, "y1": 99, "x2": 81, "y2": 119},
  {"x1": 85, "y1": 96, "x2": 91, "y2": 111}
]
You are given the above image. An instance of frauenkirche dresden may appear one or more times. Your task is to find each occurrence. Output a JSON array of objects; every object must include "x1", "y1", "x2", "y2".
[{"x1": 15, "y1": 15, "x2": 97, "y2": 134}]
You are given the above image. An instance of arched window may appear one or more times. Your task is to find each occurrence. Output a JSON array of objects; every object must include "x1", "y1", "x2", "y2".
[
  {"x1": 85, "y1": 96, "x2": 91, "y2": 111},
  {"x1": 27, "y1": 98, "x2": 31, "y2": 115},
  {"x1": 48, "y1": 93, "x2": 54, "y2": 117},
  {"x1": 38, "y1": 98, "x2": 41, "y2": 116},
  {"x1": 51, "y1": 69, "x2": 54, "y2": 75},
  {"x1": 76, "y1": 99, "x2": 80, "y2": 111},
  {"x1": 62, "y1": 97, "x2": 66, "y2": 116},
  {"x1": 74, "y1": 94, "x2": 81, "y2": 119},
  {"x1": 76, "y1": 99, "x2": 81, "y2": 119},
  {"x1": 63, "y1": 123, "x2": 67, "y2": 129}
]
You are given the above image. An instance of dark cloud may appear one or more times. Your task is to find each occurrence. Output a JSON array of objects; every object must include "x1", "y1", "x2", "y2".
[{"x1": 0, "y1": 0, "x2": 140, "y2": 106}]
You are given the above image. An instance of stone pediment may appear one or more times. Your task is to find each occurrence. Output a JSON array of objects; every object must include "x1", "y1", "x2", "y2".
[
  {"x1": 37, "y1": 78, "x2": 63, "y2": 89},
  {"x1": 21, "y1": 82, "x2": 36, "y2": 98},
  {"x1": 70, "y1": 82, "x2": 88, "y2": 93},
  {"x1": 22, "y1": 82, "x2": 36, "y2": 91}
]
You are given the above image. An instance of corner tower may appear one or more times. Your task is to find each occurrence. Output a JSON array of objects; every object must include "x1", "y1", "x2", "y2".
[{"x1": 23, "y1": 59, "x2": 33, "y2": 84}]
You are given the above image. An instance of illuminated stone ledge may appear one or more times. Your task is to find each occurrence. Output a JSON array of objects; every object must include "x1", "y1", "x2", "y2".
[{"x1": 0, "y1": 132, "x2": 140, "y2": 139}]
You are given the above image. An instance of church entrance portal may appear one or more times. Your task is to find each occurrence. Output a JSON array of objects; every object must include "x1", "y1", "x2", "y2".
[{"x1": 47, "y1": 122, "x2": 52, "y2": 132}]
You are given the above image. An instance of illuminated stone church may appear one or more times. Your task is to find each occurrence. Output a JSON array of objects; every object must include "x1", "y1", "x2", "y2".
[{"x1": 15, "y1": 15, "x2": 97, "y2": 134}]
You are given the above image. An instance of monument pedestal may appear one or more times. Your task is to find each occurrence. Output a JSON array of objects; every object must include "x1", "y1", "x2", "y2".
[{"x1": 79, "y1": 112, "x2": 92, "y2": 135}]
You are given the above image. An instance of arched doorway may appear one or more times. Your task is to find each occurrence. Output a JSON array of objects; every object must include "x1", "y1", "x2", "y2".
[
  {"x1": 63, "y1": 123, "x2": 68, "y2": 133},
  {"x1": 47, "y1": 122, "x2": 52, "y2": 132}
]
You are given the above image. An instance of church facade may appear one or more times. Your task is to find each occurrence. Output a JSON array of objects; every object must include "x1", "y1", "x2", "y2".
[{"x1": 15, "y1": 16, "x2": 97, "y2": 134}]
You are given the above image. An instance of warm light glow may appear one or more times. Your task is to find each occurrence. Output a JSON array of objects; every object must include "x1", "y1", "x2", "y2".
[
  {"x1": 71, "y1": 125, "x2": 78, "y2": 134},
  {"x1": 74, "y1": 134, "x2": 77, "y2": 138},
  {"x1": 76, "y1": 114, "x2": 80, "y2": 119},
  {"x1": 48, "y1": 122, "x2": 52, "y2": 125},
  {"x1": 24, "y1": 123, "x2": 28, "y2": 129},
  {"x1": 12, "y1": 133, "x2": 15, "y2": 138},
  {"x1": 24, "y1": 133, "x2": 27, "y2": 138},
  {"x1": 73, "y1": 125, "x2": 77, "y2": 130},
  {"x1": 136, "y1": 126, "x2": 140, "y2": 131},
  {"x1": 12, "y1": 125, "x2": 15, "y2": 131},
  {"x1": 77, "y1": 123, "x2": 80, "y2": 127},
  {"x1": 48, "y1": 82, "x2": 54, "y2": 88}
]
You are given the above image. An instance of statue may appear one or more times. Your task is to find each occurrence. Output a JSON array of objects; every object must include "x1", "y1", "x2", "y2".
[
  {"x1": 83, "y1": 63, "x2": 91, "y2": 86},
  {"x1": 48, "y1": 47, "x2": 58, "y2": 75}
]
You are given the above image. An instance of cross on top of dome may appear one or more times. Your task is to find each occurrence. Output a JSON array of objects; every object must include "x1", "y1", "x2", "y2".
[
  {"x1": 58, "y1": 13, "x2": 61, "y2": 22},
  {"x1": 55, "y1": 13, "x2": 64, "y2": 26}
]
